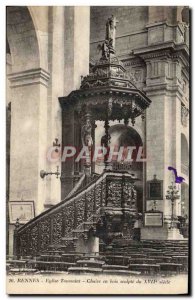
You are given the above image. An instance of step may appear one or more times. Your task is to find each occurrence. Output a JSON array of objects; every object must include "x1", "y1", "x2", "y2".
[
  {"x1": 47, "y1": 250, "x2": 64, "y2": 255},
  {"x1": 104, "y1": 255, "x2": 130, "y2": 265},
  {"x1": 61, "y1": 237, "x2": 75, "y2": 241},
  {"x1": 129, "y1": 258, "x2": 156, "y2": 264},
  {"x1": 6, "y1": 259, "x2": 27, "y2": 263},
  {"x1": 61, "y1": 253, "x2": 81, "y2": 261},
  {"x1": 172, "y1": 255, "x2": 188, "y2": 260},
  {"x1": 77, "y1": 259, "x2": 105, "y2": 265},
  {"x1": 159, "y1": 263, "x2": 183, "y2": 272},
  {"x1": 82, "y1": 254, "x2": 102, "y2": 259},
  {"x1": 40, "y1": 254, "x2": 61, "y2": 260},
  {"x1": 28, "y1": 260, "x2": 75, "y2": 266},
  {"x1": 9, "y1": 268, "x2": 37, "y2": 273},
  {"x1": 102, "y1": 264, "x2": 129, "y2": 270},
  {"x1": 68, "y1": 267, "x2": 102, "y2": 274},
  {"x1": 103, "y1": 269, "x2": 141, "y2": 275},
  {"x1": 103, "y1": 255, "x2": 130, "y2": 259},
  {"x1": 39, "y1": 270, "x2": 68, "y2": 274},
  {"x1": 126, "y1": 254, "x2": 147, "y2": 258},
  {"x1": 128, "y1": 264, "x2": 160, "y2": 273}
]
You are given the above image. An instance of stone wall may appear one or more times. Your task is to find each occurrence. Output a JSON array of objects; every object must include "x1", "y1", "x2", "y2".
[
  {"x1": 90, "y1": 6, "x2": 189, "y2": 219},
  {"x1": 90, "y1": 6, "x2": 148, "y2": 60}
]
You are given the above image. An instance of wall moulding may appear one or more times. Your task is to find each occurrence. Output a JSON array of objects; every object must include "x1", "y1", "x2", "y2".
[
  {"x1": 8, "y1": 68, "x2": 50, "y2": 88},
  {"x1": 134, "y1": 41, "x2": 189, "y2": 62}
]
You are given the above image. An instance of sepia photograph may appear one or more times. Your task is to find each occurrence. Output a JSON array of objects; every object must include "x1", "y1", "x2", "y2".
[{"x1": 6, "y1": 5, "x2": 190, "y2": 295}]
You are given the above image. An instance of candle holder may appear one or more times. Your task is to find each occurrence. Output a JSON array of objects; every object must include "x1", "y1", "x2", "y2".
[
  {"x1": 40, "y1": 166, "x2": 60, "y2": 179},
  {"x1": 166, "y1": 182, "x2": 180, "y2": 228}
]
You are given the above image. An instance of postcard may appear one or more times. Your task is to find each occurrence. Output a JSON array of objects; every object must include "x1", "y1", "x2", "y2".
[{"x1": 6, "y1": 5, "x2": 190, "y2": 295}]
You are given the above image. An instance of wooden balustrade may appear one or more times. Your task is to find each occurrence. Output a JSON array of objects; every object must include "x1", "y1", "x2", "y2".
[{"x1": 15, "y1": 171, "x2": 137, "y2": 258}]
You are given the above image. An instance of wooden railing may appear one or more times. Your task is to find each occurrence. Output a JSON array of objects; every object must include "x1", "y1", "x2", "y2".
[{"x1": 16, "y1": 171, "x2": 137, "y2": 257}]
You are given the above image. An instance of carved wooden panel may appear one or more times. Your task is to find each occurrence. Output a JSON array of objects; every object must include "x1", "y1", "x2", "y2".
[
  {"x1": 20, "y1": 232, "x2": 28, "y2": 256},
  {"x1": 123, "y1": 182, "x2": 137, "y2": 209},
  {"x1": 29, "y1": 224, "x2": 39, "y2": 255},
  {"x1": 52, "y1": 212, "x2": 63, "y2": 244},
  {"x1": 107, "y1": 178, "x2": 122, "y2": 207},
  {"x1": 61, "y1": 202, "x2": 75, "y2": 237},
  {"x1": 39, "y1": 218, "x2": 51, "y2": 250},
  {"x1": 16, "y1": 172, "x2": 138, "y2": 257},
  {"x1": 86, "y1": 189, "x2": 93, "y2": 219}
]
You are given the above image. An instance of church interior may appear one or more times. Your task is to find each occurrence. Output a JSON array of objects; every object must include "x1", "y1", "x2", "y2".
[{"x1": 6, "y1": 6, "x2": 189, "y2": 275}]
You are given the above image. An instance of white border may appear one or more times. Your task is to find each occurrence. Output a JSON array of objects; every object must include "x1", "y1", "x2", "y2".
[{"x1": 1, "y1": 2, "x2": 194, "y2": 299}]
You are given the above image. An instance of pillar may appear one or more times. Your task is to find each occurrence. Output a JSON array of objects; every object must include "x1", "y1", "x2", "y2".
[
  {"x1": 61, "y1": 6, "x2": 90, "y2": 199},
  {"x1": 141, "y1": 112, "x2": 147, "y2": 212},
  {"x1": 8, "y1": 68, "x2": 50, "y2": 254},
  {"x1": 64, "y1": 6, "x2": 90, "y2": 94},
  {"x1": 45, "y1": 7, "x2": 65, "y2": 207}
]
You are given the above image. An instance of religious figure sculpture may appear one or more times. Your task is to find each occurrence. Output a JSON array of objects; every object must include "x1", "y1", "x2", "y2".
[
  {"x1": 105, "y1": 15, "x2": 118, "y2": 53},
  {"x1": 97, "y1": 15, "x2": 118, "y2": 60},
  {"x1": 81, "y1": 114, "x2": 93, "y2": 170},
  {"x1": 81, "y1": 117, "x2": 93, "y2": 148}
]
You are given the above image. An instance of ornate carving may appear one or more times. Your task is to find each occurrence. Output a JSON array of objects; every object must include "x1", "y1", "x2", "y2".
[
  {"x1": 76, "y1": 195, "x2": 85, "y2": 225},
  {"x1": 62, "y1": 202, "x2": 75, "y2": 237},
  {"x1": 101, "y1": 119, "x2": 111, "y2": 168},
  {"x1": 98, "y1": 40, "x2": 110, "y2": 60},
  {"x1": 126, "y1": 68, "x2": 143, "y2": 85},
  {"x1": 81, "y1": 111, "x2": 93, "y2": 173},
  {"x1": 16, "y1": 172, "x2": 138, "y2": 256},
  {"x1": 52, "y1": 212, "x2": 63, "y2": 244},
  {"x1": 97, "y1": 15, "x2": 118, "y2": 60},
  {"x1": 29, "y1": 224, "x2": 39, "y2": 255},
  {"x1": 105, "y1": 15, "x2": 118, "y2": 52},
  {"x1": 39, "y1": 218, "x2": 51, "y2": 250},
  {"x1": 20, "y1": 232, "x2": 28, "y2": 256},
  {"x1": 181, "y1": 104, "x2": 189, "y2": 127},
  {"x1": 81, "y1": 113, "x2": 93, "y2": 148}
]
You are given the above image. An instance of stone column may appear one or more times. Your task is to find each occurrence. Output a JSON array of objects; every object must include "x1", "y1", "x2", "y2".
[
  {"x1": 61, "y1": 6, "x2": 90, "y2": 198},
  {"x1": 8, "y1": 68, "x2": 50, "y2": 254},
  {"x1": 141, "y1": 112, "x2": 147, "y2": 212},
  {"x1": 45, "y1": 6, "x2": 65, "y2": 207},
  {"x1": 135, "y1": 46, "x2": 188, "y2": 224},
  {"x1": 64, "y1": 6, "x2": 90, "y2": 94}
]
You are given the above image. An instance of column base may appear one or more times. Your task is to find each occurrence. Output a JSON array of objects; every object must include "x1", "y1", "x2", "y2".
[
  {"x1": 141, "y1": 226, "x2": 184, "y2": 240},
  {"x1": 75, "y1": 235, "x2": 99, "y2": 255},
  {"x1": 167, "y1": 227, "x2": 184, "y2": 240}
]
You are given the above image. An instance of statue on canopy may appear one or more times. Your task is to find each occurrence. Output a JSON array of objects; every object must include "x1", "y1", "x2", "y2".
[
  {"x1": 106, "y1": 15, "x2": 118, "y2": 52},
  {"x1": 98, "y1": 15, "x2": 118, "y2": 59}
]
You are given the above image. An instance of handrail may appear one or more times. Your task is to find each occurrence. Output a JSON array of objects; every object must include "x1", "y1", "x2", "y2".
[
  {"x1": 18, "y1": 170, "x2": 134, "y2": 233},
  {"x1": 65, "y1": 173, "x2": 86, "y2": 199},
  {"x1": 16, "y1": 170, "x2": 138, "y2": 258},
  {"x1": 18, "y1": 171, "x2": 104, "y2": 233}
]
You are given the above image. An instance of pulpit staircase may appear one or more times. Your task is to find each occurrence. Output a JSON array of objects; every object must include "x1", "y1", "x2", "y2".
[
  {"x1": 8, "y1": 170, "x2": 138, "y2": 273},
  {"x1": 7, "y1": 170, "x2": 188, "y2": 276}
]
